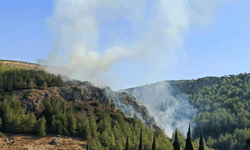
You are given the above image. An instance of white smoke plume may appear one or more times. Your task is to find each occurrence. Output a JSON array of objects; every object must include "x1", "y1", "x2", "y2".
[
  {"x1": 120, "y1": 81, "x2": 198, "y2": 138},
  {"x1": 37, "y1": 0, "x2": 228, "y2": 91}
]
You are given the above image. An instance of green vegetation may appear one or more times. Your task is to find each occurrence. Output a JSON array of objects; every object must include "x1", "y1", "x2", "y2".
[
  {"x1": 2, "y1": 61, "x2": 250, "y2": 149},
  {"x1": 74, "y1": 103, "x2": 89, "y2": 112},
  {"x1": 0, "y1": 62, "x2": 65, "y2": 95},
  {"x1": 185, "y1": 124, "x2": 194, "y2": 150},
  {"x1": 188, "y1": 73, "x2": 250, "y2": 150},
  {"x1": 90, "y1": 102, "x2": 100, "y2": 107},
  {"x1": 0, "y1": 62, "x2": 174, "y2": 150}
]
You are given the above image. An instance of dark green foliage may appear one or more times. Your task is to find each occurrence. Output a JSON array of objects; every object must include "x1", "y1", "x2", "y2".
[
  {"x1": 56, "y1": 119, "x2": 63, "y2": 134},
  {"x1": 152, "y1": 135, "x2": 156, "y2": 150},
  {"x1": 139, "y1": 128, "x2": 143, "y2": 150},
  {"x1": 110, "y1": 103, "x2": 115, "y2": 110},
  {"x1": 23, "y1": 90, "x2": 31, "y2": 99},
  {"x1": 0, "y1": 63, "x2": 178, "y2": 149},
  {"x1": 185, "y1": 124, "x2": 194, "y2": 150},
  {"x1": 0, "y1": 118, "x2": 2, "y2": 129},
  {"x1": 74, "y1": 104, "x2": 88, "y2": 112},
  {"x1": 0, "y1": 63, "x2": 65, "y2": 93},
  {"x1": 41, "y1": 98, "x2": 61, "y2": 129},
  {"x1": 0, "y1": 94, "x2": 174, "y2": 149},
  {"x1": 188, "y1": 73, "x2": 250, "y2": 149},
  {"x1": 23, "y1": 113, "x2": 37, "y2": 132},
  {"x1": 245, "y1": 138, "x2": 250, "y2": 150},
  {"x1": 173, "y1": 129, "x2": 181, "y2": 150},
  {"x1": 199, "y1": 130, "x2": 205, "y2": 150},
  {"x1": 94, "y1": 108, "x2": 105, "y2": 120},
  {"x1": 125, "y1": 136, "x2": 129, "y2": 150},
  {"x1": 90, "y1": 102, "x2": 99, "y2": 107},
  {"x1": 67, "y1": 114, "x2": 77, "y2": 135},
  {"x1": 34, "y1": 116, "x2": 46, "y2": 136}
]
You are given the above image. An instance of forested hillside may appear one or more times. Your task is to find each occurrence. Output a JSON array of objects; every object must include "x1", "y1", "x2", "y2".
[
  {"x1": 2, "y1": 61, "x2": 248, "y2": 150},
  {"x1": 0, "y1": 62, "x2": 178, "y2": 150},
  {"x1": 188, "y1": 73, "x2": 250, "y2": 150}
]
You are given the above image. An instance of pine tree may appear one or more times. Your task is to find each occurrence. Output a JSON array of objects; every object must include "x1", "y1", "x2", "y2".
[
  {"x1": 56, "y1": 75, "x2": 64, "y2": 86},
  {"x1": 109, "y1": 131, "x2": 116, "y2": 148},
  {"x1": 0, "y1": 117, "x2": 2, "y2": 129},
  {"x1": 100, "y1": 130, "x2": 109, "y2": 147},
  {"x1": 61, "y1": 102, "x2": 67, "y2": 114},
  {"x1": 152, "y1": 135, "x2": 156, "y2": 150},
  {"x1": 199, "y1": 130, "x2": 205, "y2": 150},
  {"x1": 35, "y1": 116, "x2": 47, "y2": 136},
  {"x1": 173, "y1": 129, "x2": 181, "y2": 150},
  {"x1": 28, "y1": 78, "x2": 36, "y2": 89},
  {"x1": 139, "y1": 128, "x2": 143, "y2": 150},
  {"x1": 125, "y1": 136, "x2": 129, "y2": 150},
  {"x1": 67, "y1": 114, "x2": 77, "y2": 135},
  {"x1": 51, "y1": 115, "x2": 57, "y2": 133},
  {"x1": 7, "y1": 78, "x2": 13, "y2": 91},
  {"x1": 24, "y1": 113, "x2": 37, "y2": 132},
  {"x1": 57, "y1": 119, "x2": 63, "y2": 134},
  {"x1": 185, "y1": 124, "x2": 194, "y2": 150},
  {"x1": 62, "y1": 114, "x2": 69, "y2": 135},
  {"x1": 89, "y1": 116, "x2": 98, "y2": 138},
  {"x1": 42, "y1": 81, "x2": 47, "y2": 90}
]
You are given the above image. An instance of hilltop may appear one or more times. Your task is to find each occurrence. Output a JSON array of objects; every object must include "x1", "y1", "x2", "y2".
[{"x1": 0, "y1": 60, "x2": 174, "y2": 150}]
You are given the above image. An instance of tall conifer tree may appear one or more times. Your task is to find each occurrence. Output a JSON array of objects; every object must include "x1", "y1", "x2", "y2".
[
  {"x1": 199, "y1": 130, "x2": 205, "y2": 150},
  {"x1": 86, "y1": 140, "x2": 89, "y2": 150},
  {"x1": 139, "y1": 128, "x2": 143, "y2": 150},
  {"x1": 125, "y1": 136, "x2": 129, "y2": 150},
  {"x1": 185, "y1": 124, "x2": 194, "y2": 150},
  {"x1": 152, "y1": 135, "x2": 156, "y2": 150},
  {"x1": 173, "y1": 129, "x2": 181, "y2": 150}
]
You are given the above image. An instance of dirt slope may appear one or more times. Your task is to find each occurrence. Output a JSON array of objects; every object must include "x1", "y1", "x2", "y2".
[{"x1": 0, "y1": 134, "x2": 87, "y2": 150}]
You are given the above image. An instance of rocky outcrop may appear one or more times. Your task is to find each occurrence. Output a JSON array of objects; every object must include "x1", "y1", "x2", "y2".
[
  {"x1": 1, "y1": 60, "x2": 158, "y2": 130},
  {"x1": 50, "y1": 137, "x2": 62, "y2": 145},
  {"x1": 104, "y1": 86, "x2": 156, "y2": 128},
  {"x1": 64, "y1": 79, "x2": 156, "y2": 127},
  {"x1": 16, "y1": 80, "x2": 157, "y2": 129},
  {"x1": 17, "y1": 84, "x2": 112, "y2": 113},
  {"x1": 4, "y1": 137, "x2": 16, "y2": 146}
]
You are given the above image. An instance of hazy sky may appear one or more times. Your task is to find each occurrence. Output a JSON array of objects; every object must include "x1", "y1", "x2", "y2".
[{"x1": 0, "y1": 0, "x2": 249, "y2": 91}]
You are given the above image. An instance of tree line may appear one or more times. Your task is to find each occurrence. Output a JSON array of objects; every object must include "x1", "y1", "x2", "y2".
[{"x1": 0, "y1": 62, "x2": 65, "y2": 94}]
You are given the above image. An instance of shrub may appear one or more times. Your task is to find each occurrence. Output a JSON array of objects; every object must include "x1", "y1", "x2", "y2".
[
  {"x1": 74, "y1": 104, "x2": 89, "y2": 112},
  {"x1": 90, "y1": 102, "x2": 99, "y2": 107},
  {"x1": 23, "y1": 90, "x2": 32, "y2": 99}
]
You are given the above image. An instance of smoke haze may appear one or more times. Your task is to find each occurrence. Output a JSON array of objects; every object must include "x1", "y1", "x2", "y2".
[
  {"x1": 37, "y1": 0, "x2": 227, "y2": 91},
  {"x1": 120, "y1": 81, "x2": 198, "y2": 138}
]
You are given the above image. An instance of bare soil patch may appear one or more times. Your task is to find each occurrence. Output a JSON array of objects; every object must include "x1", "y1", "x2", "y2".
[{"x1": 0, "y1": 133, "x2": 87, "y2": 150}]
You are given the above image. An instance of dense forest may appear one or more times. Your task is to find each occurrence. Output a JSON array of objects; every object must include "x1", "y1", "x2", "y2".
[
  {"x1": 189, "y1": 73, "x2": 250, "y2": 150},
  {"x1": 0, "y1": 62, "x2": 65, "y2": 94},
  {"x1": 0, "y1": 62, "x2": 249, "y2": 150}
]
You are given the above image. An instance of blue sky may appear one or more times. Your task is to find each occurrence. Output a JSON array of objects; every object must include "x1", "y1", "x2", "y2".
[{"x1": 0, "y1": 0, "x2": 250, "y2": 91}]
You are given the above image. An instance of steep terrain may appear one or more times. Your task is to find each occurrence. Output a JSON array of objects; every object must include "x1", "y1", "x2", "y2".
[
  {"x1": 4, "y1": 59, "x2": 248, "y2": 149},
  {"x1": 121, "y1": 73, "x2": 250, "y2": 150},
  {"x1": 0, "y1": 60, "x2": 174, "y2": 150},
  {"x1": 0, "y1": 60, "x2": 156, "y2": 128}
]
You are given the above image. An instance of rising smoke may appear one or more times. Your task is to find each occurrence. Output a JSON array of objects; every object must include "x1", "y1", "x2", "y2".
[
  {"x1": 37, "y1": 0, "x2": 228, "y2": 137},
  {"x1": 38, "y1": 0, "x2": 227, "y2": 91},
  {"x1": 120, "y1": 81, "x2": 198, "y2": 138}
]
